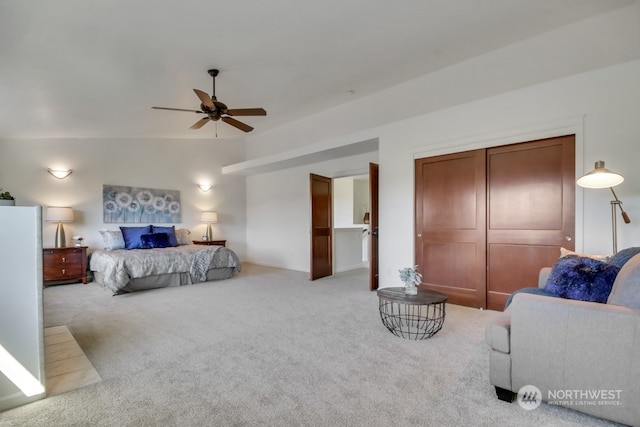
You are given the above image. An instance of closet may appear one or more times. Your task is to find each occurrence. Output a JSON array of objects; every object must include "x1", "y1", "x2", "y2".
[{"x1": 415, "y1": 135, "x2": 575, "y2": 310}]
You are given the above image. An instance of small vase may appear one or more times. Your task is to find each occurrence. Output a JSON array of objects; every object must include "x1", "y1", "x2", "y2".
[{"x1": 404, "y1": 282, "x2": 418, "y2": 295}]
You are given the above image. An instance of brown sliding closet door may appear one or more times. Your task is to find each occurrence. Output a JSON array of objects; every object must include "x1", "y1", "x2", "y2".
[
  {"x1": 415, "y1": 149, "x2": 487, "y2": 308},
  {"x1": 415, "y1": 135, "x2": 575, "y2": 310},
  {"x1": 486, "y1": 136, "x2": 575, "y2": 310}
]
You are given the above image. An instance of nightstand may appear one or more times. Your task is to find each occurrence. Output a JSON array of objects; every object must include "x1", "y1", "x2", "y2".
[
  {"x1": 192, "y1": 240, "x2": 226, "y2": 247},
  {"x1": 43, "y1": 246, "x2": 88, "y2": 285}
]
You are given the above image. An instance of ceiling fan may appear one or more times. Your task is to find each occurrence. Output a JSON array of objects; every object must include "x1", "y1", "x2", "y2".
[{"x1": 152, "y1": 69, "x2": 266, "y2": 132}]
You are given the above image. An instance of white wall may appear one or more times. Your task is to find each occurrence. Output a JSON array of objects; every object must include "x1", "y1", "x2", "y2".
[
  {"x1": 333, "y1": 178, "x2": 354, "y2": 228},
  {"x1": 245, "y1": 151, "x2": 378, "y2": 272},
  {"x1": 243, "y1": 60, "x2": 640, "y2": 285},
  {"x1": 0, "y1": 138, "x2": 247, "y2": 259}
]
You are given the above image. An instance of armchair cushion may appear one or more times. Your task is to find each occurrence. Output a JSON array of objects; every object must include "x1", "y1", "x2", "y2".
[{"x1": 544, "y1": 255, "x2": 619, "y2": 303}]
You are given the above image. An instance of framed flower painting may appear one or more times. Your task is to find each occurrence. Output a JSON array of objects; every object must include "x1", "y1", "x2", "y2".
[{"x1": 103, "y1": 185, "x2": 181, "y2": 223}]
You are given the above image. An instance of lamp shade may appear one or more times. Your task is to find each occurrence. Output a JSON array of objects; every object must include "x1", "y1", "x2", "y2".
[
  {"x1": 46, "y1": 207, "x2": 74, "y2": 222},
  {"x1": 576, "y1": 160, "x2": 624, "y2": 189},
  {"x1": 200, "y1": 211, "x2": 218, "y2": 223}
]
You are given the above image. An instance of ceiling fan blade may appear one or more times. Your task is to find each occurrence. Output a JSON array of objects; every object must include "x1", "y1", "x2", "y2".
[
  {"x1": 152, "y1": 106, "x2": 204, "y2": 113},
  {"x1": 222, "y1": 116, "x2": 254, "y2": 132},
  {"x1": 190, "y1": 117, "x2": 211, "y2": 130},
  {"x1": 193, "y1": 89, "x2": 215, "y2": 110},
  {"x1": 226, "y1": 108, "x2": 267, "y2": 116}
]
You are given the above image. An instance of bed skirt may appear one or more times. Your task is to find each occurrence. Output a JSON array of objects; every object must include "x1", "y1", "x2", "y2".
[{"x1": 93, "y1": 267, "x2": 237, "y2": 295}]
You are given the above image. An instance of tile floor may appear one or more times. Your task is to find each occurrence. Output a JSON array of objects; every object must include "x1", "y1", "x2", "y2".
[{"x1": 44, "y1": 325, "x2": 102, "y2": 396}]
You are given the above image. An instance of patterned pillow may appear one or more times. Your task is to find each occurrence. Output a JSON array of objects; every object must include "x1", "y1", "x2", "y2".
[
  {"x1": 140, "y1": 233, "x2": 170, "y2": 249},
  {"x1": 545, "y1": 255, "x2": 620, "y2": 303},
  {"x1": 99, "y1": 229, "x2": 125, "y2": 250}
]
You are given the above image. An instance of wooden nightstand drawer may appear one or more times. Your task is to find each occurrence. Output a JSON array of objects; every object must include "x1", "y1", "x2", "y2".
[
  {"x1": 43, "y1": 248, "x2": 83, "y2": 265},
  {"x1": 43, "y1": 247, "x2": 88, "y2": 285},
  {"x1": 43, "y1": 264, "x2": 83, "y2": 280}
]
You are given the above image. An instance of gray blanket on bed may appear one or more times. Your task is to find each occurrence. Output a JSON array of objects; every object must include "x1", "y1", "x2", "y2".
[{"x1": 90, "y1": 245, "x2": 240, "y2": 293}]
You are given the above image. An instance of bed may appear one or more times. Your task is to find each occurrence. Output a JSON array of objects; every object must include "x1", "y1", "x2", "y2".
[{"x1": 90, "y1": 226, "x2": 241, "y2": 294}]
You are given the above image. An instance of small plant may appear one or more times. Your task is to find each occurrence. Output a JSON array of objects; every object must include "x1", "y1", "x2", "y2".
[
  {"x1": 398, "y1": 265, "x2": 422, "y2": 286},
  {"x1": 0, "y1": 188, "x2": 15, "y2": 200}
]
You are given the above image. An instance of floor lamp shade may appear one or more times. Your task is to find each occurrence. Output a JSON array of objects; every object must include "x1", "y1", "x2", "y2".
[
  {"x1": 46, "y1": 207, "x2": 74, "y2": 248},
  {"x1": 200, "y1": 211, "x2": 218, "y2": 241},
  {"x1": 576, "y1": 161, "x2": 630, "y2": 254},
  {"x1": 576, "y1": 160, "x2": 624, "y2": 189}
]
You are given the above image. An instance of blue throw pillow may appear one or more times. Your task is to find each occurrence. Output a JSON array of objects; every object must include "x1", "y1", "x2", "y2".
[
  {"x1": 609, "y1": 247, "x2": 640, "y2": 269},
  {"x1": 151, "y1": 225, "x2": 178, "y2": 247},
  {"x1": 544, "y1": 255, "x2": 620, "y2": 303},
  {"x1": 140, "y1": 233, "x2": 170, "y2": 249},
  {"x1": 504, "y1": 287, "x2": 559, "y2": 309},
  {"x1": 120, "y1": 225, "x2": 152, "y2": 250}
]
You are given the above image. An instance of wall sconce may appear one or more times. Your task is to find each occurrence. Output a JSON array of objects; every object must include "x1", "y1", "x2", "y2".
[
  {"x1": 47, "y1": 168, "x2": 72, "y2": 179},
  {"x1": 198, "y1": 184, "x2": 212, "y2": 192},
  {"x1": 200, "y1": 211, "x2": 218, "y2": 241},
  {"x1": 46, "y1": 206, "x2": 74, "y2": 247}
]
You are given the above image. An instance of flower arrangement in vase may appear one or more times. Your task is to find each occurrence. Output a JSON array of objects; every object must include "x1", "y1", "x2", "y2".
[{"x1": 398, "y1": 265, "x2": 422, "y2": 295}]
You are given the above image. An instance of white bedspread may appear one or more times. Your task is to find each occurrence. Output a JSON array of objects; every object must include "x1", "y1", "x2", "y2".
[{"x1": 90, "y1": 245, "x2": 240, "y2": 293}]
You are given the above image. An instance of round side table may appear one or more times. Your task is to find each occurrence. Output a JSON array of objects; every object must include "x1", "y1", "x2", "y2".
[{"x1": 377, "y1": 287, "x2": 447, "y2": 340}]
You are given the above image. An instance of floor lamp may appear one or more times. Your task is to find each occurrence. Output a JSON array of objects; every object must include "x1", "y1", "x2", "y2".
[{"x1": 577, "y1": 160, "x2": 631, "y2": 254}]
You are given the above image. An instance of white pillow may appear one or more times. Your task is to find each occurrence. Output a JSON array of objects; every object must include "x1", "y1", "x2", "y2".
[
  {"x1": 560, "y1": 247, "x2": 611, "y2": 262},
  {"x1": 175, "y1": 228, "x2": 191, "y2": 245},
  {"x1": 99, "y1": 229, "x2": 125, "y2": 250}
]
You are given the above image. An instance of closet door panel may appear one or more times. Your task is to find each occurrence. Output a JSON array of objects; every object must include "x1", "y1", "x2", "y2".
[
  {"x1": 486, "y1": 135, "x2": 575, "y2": 310},
  {"x1": 415, "y1": 149, "x2": 487, "y2": 308}
]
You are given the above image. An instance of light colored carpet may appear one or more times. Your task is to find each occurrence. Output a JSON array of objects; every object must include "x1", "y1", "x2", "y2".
[{"x1": 0, "y1": 264, "x2": 621, "y2": 426}]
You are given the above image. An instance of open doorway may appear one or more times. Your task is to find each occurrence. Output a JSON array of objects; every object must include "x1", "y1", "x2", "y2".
[
  {"x1": 309, "y1": 163, "x2": 378, "y2": 287},
  {"x1": 333, "y1": 174, "x2": 370, "y2": 273}
]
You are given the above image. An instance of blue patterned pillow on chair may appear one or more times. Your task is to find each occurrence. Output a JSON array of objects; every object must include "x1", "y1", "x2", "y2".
[{"x1": 544, "y1": 255, "x2": 620, "y2": 303}]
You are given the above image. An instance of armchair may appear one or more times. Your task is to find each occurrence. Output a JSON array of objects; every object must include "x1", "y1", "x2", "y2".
[{"x1": 485, "y1": 253, "x2": 640, "y2": 425}]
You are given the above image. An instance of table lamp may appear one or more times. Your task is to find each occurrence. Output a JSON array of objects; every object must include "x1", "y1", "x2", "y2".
[
  {"x1": 577, "y1": 160, "x2": 631, "y2": 254},
  {"x1": 46, "y1": 207, "x2": 74, "y2": 248},
  {"x1": 200, "y1": 211, "x2": 218, "y2": 241}
]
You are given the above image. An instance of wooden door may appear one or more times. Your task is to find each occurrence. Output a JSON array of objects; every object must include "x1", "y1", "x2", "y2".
[
  {"x1": 369, "y1": 163, "x2": 379, "y2": 291},
  {"x1": 486, "y1": 136, "x2": 575, "y2": 310},
  {"x1": 310, "y1": 173, "x2": 333, "y2": 280},
  {"x1": 415, "y1": 150, "x2": 487, "y2": 308}
]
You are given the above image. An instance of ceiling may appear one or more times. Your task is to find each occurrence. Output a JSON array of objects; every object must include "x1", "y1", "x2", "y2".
[{"x1": 0, "y1": 0, "x2": 635, "y2": 140}]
